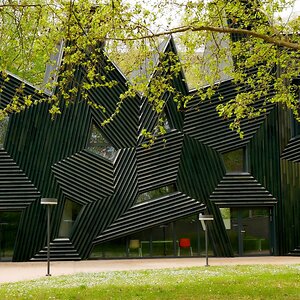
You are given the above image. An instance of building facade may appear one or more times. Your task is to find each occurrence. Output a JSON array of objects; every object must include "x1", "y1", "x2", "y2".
[{"x1": 0, "y1": 37, "x2": 299, "y2": 261}]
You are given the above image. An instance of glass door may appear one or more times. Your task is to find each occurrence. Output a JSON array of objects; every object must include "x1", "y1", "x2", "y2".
[{"x1": 223, "y1": 208, "x2": 272, "y2": 256}]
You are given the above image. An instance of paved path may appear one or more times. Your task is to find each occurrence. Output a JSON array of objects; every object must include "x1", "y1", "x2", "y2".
[{"x1": 0, "y1": 256, "x2": 300, "y2": 284}]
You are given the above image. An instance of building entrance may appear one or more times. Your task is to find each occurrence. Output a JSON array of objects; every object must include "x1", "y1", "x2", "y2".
[{"x1": 223, "y1": 208, "x2": 272, "y2": 256}]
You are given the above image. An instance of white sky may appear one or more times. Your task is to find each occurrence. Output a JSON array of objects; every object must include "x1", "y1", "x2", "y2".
[
  {"x1": 125, "y1": 0, "x2": 300, "y2": 28},
  {"x1": 278, "y1": 0, "x2": 300, "y2": 21}
]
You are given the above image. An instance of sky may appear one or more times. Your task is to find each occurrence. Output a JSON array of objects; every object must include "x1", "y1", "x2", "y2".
[{"x1": 279, "y1": 0, "x2": 300, "y2": 21}]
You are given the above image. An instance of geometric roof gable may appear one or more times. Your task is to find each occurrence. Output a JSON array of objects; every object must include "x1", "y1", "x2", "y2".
[
  {"x1": 0, "y1": 150, "x2": 40, "y2": 210},
  {"x1": 0, "y1": 72, "x2": 49, "y2": 110},
  {"x1": 138, "y1": 37, "x2": 187, "y2": 142},
  {"x1": 86, "y1": 58, "x2": 140, "y2": 149},
  {"x1": 209, "y1": 173, "x2": 277, "y2": 207},
  {"x1": 184, "y1": 80, "x2": 275, "y2": 153}
]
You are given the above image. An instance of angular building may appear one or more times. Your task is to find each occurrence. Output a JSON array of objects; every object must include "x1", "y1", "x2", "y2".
[{"x1": 0, "y1": 37, "x2": 299, "y2": 261}]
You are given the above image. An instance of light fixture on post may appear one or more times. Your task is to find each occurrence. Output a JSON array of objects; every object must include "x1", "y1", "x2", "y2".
[
  {"x1": 41, "y1": 198, "x2": 58, "y2": 276},
  {"x1": 199, "y1": 213, "x2": 214, "y2": 267}
]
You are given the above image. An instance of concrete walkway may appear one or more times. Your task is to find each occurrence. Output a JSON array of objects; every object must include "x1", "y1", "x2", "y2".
[{"x1": 0, "y1": 256, "x2": 300, "y2": 284}]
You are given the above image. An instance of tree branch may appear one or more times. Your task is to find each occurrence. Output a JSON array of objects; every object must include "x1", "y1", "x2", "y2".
[
  {"x1": 106, "y1": 25, "x2": 300, "y2": 51},
  {"x1": 0, "y1": 4, "x2": 44, "y2": 8}
]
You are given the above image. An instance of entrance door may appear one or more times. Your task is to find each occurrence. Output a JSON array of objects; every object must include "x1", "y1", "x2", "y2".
[
  {"x1": 226, "y1": 208, "x2": 272, "y2": 256},
  {"x1": 0, "y1": 211, "x2": 21, "y2": 261}
]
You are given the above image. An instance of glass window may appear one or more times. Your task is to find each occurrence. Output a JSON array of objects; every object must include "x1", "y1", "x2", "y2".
[
  {"x1": 175, "y1": 215, "x2": 207, "y2": 257},
  {"x1": 160, "y1": 110, "x2": 172, "y2": 132},
  {"x1": 89, "y1": 214, "x2": 206, "y2": 259},
  {"x1": 58, "y1": 199, "x2": 82, "y2": 238},
  {"x1": 222, "y1": 148, "x2": 247, "y2": 173},
  {"x1": 0, "y1": 211, "x2": 21, "y2": 261},
  {"x1": 0, "y1": 117, "x2": 9, "y2": 147},
  {"x1": 87, "y1": 123, "x2": 117, "y2": 161},
  {"x1": 90, "y1": 237, "x2": 127, "y2": 259},
  {"x1": 135, "y1": 184, "x2": 177, "y2": 205},
  {"x1": 220, "y1": 208, "x2": 231, "y2": 230}
]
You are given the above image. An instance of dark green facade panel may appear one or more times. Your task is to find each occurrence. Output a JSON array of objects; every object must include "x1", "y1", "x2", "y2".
[
  {"x1": 277, "y1": 108, "x2": 300, "y2": 255},
  {"x1": 177, "y1": 136, "x2": 232, "y2": 256}
]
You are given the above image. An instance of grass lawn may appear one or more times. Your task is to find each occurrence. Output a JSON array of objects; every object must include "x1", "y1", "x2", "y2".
[{"x1": 0, "y1": 265, "x2": 299, "y2": 299}]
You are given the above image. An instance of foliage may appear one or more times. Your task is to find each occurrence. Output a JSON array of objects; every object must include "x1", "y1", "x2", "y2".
[
  {"x1": 0, "y1": 265, "x2": 299, "y2": 299},
  {"x1": 0, "y1": 0, "x2": 300, "y2": 135}
]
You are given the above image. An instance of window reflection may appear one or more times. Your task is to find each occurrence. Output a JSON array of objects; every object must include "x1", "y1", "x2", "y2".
[
  {"x1": 135, "y1": 184, "x2": 177, "y2": 205},
  {"x1": 87, "y1": 123, "x2": 117, "y2": 161},
  {"x1": 89, "y1": 214, "x2": 207, "y2": 259},
  {"x1": 222, "y1": 148, "x2": 247, "y2": 173},
  {"x1": 58, "y1": 199, "x2": 82, "y2": 238},
  {"x1": 222, "y1": 208, "x2": 271, "y2": 256}
]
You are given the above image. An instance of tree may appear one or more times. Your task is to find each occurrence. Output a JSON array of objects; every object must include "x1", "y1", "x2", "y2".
[{"x1": 0, "y1": 0, "x2": 300, "y2": 137}]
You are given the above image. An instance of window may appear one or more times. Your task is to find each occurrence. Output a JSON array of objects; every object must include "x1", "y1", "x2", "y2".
[
  {"x1": 89, "y1": 214, "x2": 206, "y2": 259},
  {"x1": 222, "y1": 148, "x2": 248, "y2": 173},
  {"x1": 160, "y1": 110, "x2": 172, "y2": 133},
  {"x1": 0, "y1": 117, "x2": 9, "y2": 147},
  {"x1": 135, "y1": 184, "x2": 177, "y2": 205},
  {"x1": 58, "y1": 199, "x2": 82, "y2": 238},
  {"x1": 220, "y1": 208, "x2": 231, "y2": 230},
  {"x1": 87, "y1": 123, "x2": 117, "y2": 161}
]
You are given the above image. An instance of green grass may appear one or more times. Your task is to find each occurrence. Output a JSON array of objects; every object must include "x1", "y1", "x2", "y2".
[{"x1": 0, "y1": 265, "x2": 299, "y2": 299}]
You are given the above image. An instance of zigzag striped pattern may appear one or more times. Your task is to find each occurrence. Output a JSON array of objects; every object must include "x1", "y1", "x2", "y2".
[
  {"x1": 209, "y1": 173, "x2": 277, "y2": 207},
  {"x1": 281, "y1": 137, "x2": 300, "y2": 162},
  {"x1": 0, "y1": 150, "x2": 40, "y2": 210},
  {"x1": 98, "y1": 192, "x2": 204, "y2": 243},
  {"x1": 137, "y1": 132, "x2": 184, "y2": 192},
  {"x1": 52, "y1": 150, "x2": 115, "y2": 205},
  {"x1": 184, "y1": 81, "x2": 275, "y2": 153}
]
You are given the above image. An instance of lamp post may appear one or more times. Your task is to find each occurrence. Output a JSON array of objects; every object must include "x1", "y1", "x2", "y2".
[
  {"x1": 41, "y1": 198, "x2": 58, "y2": 276},
  {"x1": 199, "y1": 214, "x2": 214, "y2": 267}
]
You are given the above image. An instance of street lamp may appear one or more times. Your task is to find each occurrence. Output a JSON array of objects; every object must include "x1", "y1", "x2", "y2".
[
  {"x1": 199, "y1": 213, "x2": 214, "y2": 267},
  {"x1": 41, "y1": 198, "x2": 58, "y2": 276}
]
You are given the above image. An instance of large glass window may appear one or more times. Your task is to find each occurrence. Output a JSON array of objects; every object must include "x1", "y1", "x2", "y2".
[
  {"x1": 90, "y1": 237, "x2": 127, "y2": 259},
  {"x1": 222, "y1": 148, "x2": 247, "y2": 173},
  {"x1": 58, "y1": 199, "x2": 82, "y2": 238},
  {"x1": 0, "y1": 211, "x2": 21, "y2": 261},
  {"x1": 135, "y1": 184, "x2": 177, "y2": 205},
  {"x1": 87, "y1": 123, "x2": 117, "y2": 161},
  {"x1": 89, "y1": 214, "x2": 207, "y2": 259}
]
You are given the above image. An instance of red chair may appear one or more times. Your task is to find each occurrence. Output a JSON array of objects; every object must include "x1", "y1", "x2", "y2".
[{"x1": 178, "y1": 238, "x2": 193, "y2": 256}]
